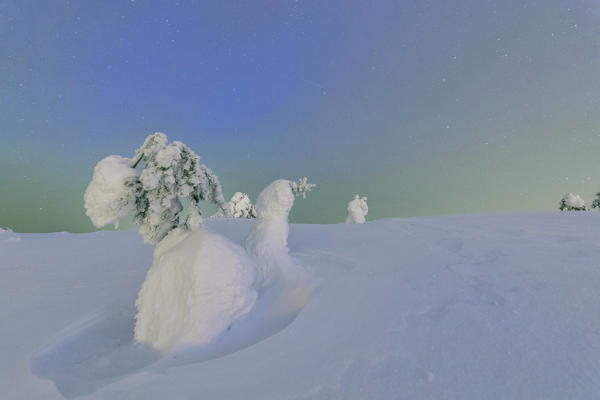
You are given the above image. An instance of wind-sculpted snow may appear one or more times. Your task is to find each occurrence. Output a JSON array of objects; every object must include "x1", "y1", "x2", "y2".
[
  {"x1": 2, "y1": 213, "x2": 600, "y2": 399},
  {"x1": 246, "y1": 179, "x2": 302, "y2": 288},
  {"x1": 133, "y1": 178, "x2": 308, "y2": 352},
  {"x1": 133, "y1": 228, "x2": 258, "y2": 351},
  {"x1": 84, "y1": 155, "x2": 139, "y2": 229}
]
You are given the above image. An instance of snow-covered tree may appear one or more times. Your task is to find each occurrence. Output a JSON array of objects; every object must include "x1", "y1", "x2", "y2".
[
  {"x1": 559, "y1": 193, "x2": 586, "y2": 211},
  {"x1": 246, "y1": 178, "x2": 315, "y2": 287},
  {"x1": 345, "y1": 194, "x2": 368, "y2": 223},
  {"x1": 290, "y1": 177, "x2": 316, "y2": 199},
  {"x1": 226, "y1": 192, "x2": 257, "y2": 219},
  {"x1": 135, "y1": 177, "x2": 314, "y2": 350},
  {"x1": 84, "y1": 132, "x2": 231, "y2": 245}
]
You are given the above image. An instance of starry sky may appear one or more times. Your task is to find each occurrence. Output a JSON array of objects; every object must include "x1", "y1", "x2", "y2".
[{"x1": 2, "y1": 0, "x2": 600, "y2": 232}]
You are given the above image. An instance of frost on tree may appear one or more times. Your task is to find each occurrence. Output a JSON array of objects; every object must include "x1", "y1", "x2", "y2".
[
  {"x1": 591, "y1": 192, "x2": 600, "y2": 210},
  {"x1": 290, "y1": 177, "x2": 316, "y2": 199},
  {"x1": 246, "y1": 178, "x2": 315, "y2": 288},
  {"x1": 345, "y1": 194, "x2": 368, "y2": 224},
  {"x1": 84, "y1": 132, "x2": 231, "y2": 245},
  {"x1": 135, "y1": 177, "x2": 314, "y2": 351},
  {"x1": 559, "y1": 193, "x2": 586, "y2": 211},
  {"x1": 216, "y1": 192, "x2": 257, "y2": 219}
]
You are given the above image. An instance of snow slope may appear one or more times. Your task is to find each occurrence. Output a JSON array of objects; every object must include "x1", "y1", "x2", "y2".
[{"x1": 2, "y1": 213, "x2": 600, "y2": 399}]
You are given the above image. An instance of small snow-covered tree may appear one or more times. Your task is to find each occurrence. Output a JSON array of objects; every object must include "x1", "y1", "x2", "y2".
[
  {"x1": 85, "y1": 132, "x2": 231, "y2": 244},
  {"x1": 246, "y1": 177, "x2": 315, "y2": 287},
  {"x1": 559, "y1": 192, "x2": 586, "y2": 211},
  {"x1": 290, "y1": 177, "x2": 316, "y2": 199},
  {"x1": 345, "y1": 194, "x2": 368, "y2": 224},
  {"x1": 225, "y1": 192, "x2": 257, "y2": 219},
  {"x1": 591, "y1": 192, "x2": 600, "y2": 210}
]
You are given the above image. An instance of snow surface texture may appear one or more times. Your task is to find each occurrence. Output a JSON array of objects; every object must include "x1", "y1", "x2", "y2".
[
  {"x1": 345, "y1": 194, "x2": 368, "y2": 224},
  {"x1": 5, "y1": 213, "x2": 600, "y2": 399},
  {"x1": 560, "y1": 192, "x2": 586, "y2": 211},
  {"x1": 133, "y1": 228, "x2": 258, "y2": 351},
  {"x1": 84, "y1": 156, "x2": 139, "y2": 229}
]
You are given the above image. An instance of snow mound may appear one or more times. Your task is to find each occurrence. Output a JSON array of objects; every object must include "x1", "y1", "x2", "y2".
[
  {"x1": 84, "y1": 155, "x2": 139, "y2": 229},
  {"x1": 134, "y1": 228, "x2": 258, "y2": 351}
]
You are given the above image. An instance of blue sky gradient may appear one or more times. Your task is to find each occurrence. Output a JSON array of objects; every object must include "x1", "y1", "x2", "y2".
[{"x1": 2, "y1": 0, "x2": 600, "y2": 232}]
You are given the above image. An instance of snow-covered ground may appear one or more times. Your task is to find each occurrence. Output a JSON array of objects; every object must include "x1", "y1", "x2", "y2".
[{"x1": 2, "y1": 212, "x2": 600, "y2": 399}]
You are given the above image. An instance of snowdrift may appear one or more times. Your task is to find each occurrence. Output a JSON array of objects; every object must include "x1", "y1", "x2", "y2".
[{"x1": 2, "y1": 213, "x2": 600, "y2": 399}]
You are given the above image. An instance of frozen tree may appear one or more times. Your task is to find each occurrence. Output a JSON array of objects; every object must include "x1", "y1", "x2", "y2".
[
  {"x1": 290, "y1": 177, "x2": 316, "y2": 199},
  {"x1": 246, "y1": 178, "x2": 315, "y2": 287},
  {"x1": 225, "y1": 192, "x2": 257, "y2": 219},
  {"x1": 345, "y1": 194, "x2": 368, "y2": 224},
  {"x1": 559, "y1": 193, "x2": 586, "y2": 211},
  {"x1": 135, "y1": 177, "x2": 314, "y2": 350},
  {"x1": 84, "y1": 132, "x2": 231, "y2": 245},
  {"x1": 591, "y1": 192, "x2": 600, "y2": 210}
]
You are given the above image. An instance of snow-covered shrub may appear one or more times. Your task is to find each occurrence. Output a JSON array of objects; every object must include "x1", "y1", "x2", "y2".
[
  {"x1": 591, "y1": 193, "x2": 600, "y2": 210},
  {"x1": 345, "y1": 194, "x2": 368, "y2": 224},
  {"x1": 215, "y1": 192, "x2": 256, "y2": 219},
  {"x1": 246, "y1": 178, "x2": 315, "y2": 287},
  {"x1": 559, "y1": 193, "x2": 586, "y2": 211},
  {"x1": 84, "y1": 132, "x2": 231, "y2": 244},
  {"x1": 290, "y1": 177, "x2": 316, "y2": 199}
]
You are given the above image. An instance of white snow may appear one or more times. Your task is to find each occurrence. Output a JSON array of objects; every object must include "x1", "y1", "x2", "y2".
[
  {"x1": 84, "y1": 155, "x2": 139, "y2": 229},
  {"x1": 3, "y1": 212, "x2": 600, "y2": 399},
  {"x1": 561, "y1": 192, "x2": 585, "y2": 209},
  {"x1": 133, "y1": 179, "x2": 305, "y2": 351},
  {"x1": 345, "y1": 194, "x2": 368, "y2": 224},
  {"x1": 246, "y1": 179, "x2": 305, "y2": 288},
  {"x1": 221, "y1": 192, "x2": 256, "y2": 219},
  {"x1": 134, "y1": 227, "x2": 257, "y2": 351}
]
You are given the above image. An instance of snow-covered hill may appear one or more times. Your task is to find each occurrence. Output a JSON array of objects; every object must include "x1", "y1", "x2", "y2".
[{"x1": 2, "y1": 213, "x2": 600, "y2": 399}]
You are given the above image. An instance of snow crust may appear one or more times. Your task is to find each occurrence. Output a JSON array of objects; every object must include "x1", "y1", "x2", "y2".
[
  {"x1": 84, "y1": 156, "x2": 139, "y2": 229},
  {"x1": 5, "y1": 212, "x2": 600, "y2": 399}
]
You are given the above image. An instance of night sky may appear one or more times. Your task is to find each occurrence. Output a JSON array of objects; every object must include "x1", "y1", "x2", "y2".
[{"x1": 2, "y1": 1, "x2": 600, "y2": 232}]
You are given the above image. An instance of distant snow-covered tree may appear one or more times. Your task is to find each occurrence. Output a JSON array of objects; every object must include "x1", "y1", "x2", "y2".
[
  {"x1": 345, "y1": 194, "x2": 368, "y2": 224},
  {"x1": 559, "y1": 193, "x2": 586, "y2": 211},
  {"x1": 84, "y1": 132, "x2": 231, "y2": 245},
  {"x1": 290, "y1": 177, "x2": 316, "y2": 199},
  {"x1": 591, "y1": 192, "x2": 600, "y2": 210},
  {"x1": 227, "y1": 192, "x2": 257, "y2": 219}
]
